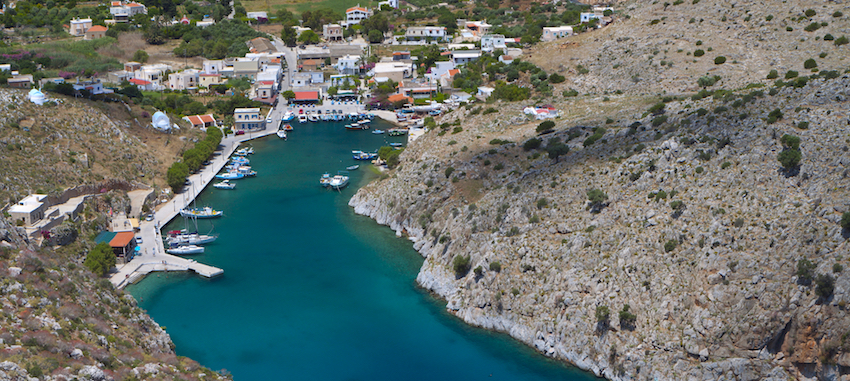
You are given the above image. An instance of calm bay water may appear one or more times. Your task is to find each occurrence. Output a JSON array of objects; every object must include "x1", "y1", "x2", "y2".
[{"x1": 127, "y1": 120, "x2": 599, "y2": 381}]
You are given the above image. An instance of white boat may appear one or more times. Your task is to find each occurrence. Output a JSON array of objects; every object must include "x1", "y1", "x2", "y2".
[
  {"x1": 298, "y1": 114, "x2": 308, "y2": 123},
  {"x1": 329, "y1": 174, "x2": 349, "y2": 189},
  {"x1": 277, "y1": 130, "x2": 287, "y2": 139},
  {"x1": 346, "y1": 165, "x2": 360, "y2": 170},
  {"x1": 359, "y1": 118, "x2": 371, "y2": 124},
  {"x1": 167, "y1": 232, "x2": 217, "y2": 246},
  {"x1": 371, "y1": 129, "x2": 384, "y2": 134},
  {"x1": 180, "y1": 206, "x2": 223, "y2": 219},
  {"x1": 308, "y1": 114, "x2": 319, "y2": 122},
  {"x1": 319, "y1": 172, "x2": 332, "y2": 187},
  {"x1": 213, "y1": 180, "x2": 236, "y2": 189},
  {"x1": 282, "y1": 111, "x2": 295, "y2": 122},
  {"x1": 216, "y1": 171, "x2": 245, "y2": 180},
  {"x1": 231, "y1": 156, "x2": 249, "y2": 164},
  {"x1": 166, "y1": 244, "x2": 205, "y2": 255}
]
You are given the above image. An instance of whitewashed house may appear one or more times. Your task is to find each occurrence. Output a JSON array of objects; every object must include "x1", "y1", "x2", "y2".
[
  {"x1": 335, "y1": 55, "x2": 362, "y2": 75},
  {"x1": 345, "y1": 6, "x2": 372, "y2": 26},
  {"x1": 168, "y1": 69, "x2": 200, "y2": 90},
  {"x1": 480, "y1": 34, "x2": 507, "y2": 52},
  {"x1": 581, "y1": 12, "x2": 603, "y2": 23},
  {"x1": 405, "y1": 26, "x2": 449, "y2": 42},
  {"x1": 69, "y1": 18, "x2": 92, "y2": 36},
  {"x1": 541, "y1": 26, "x2": 573, "y2": 42}
]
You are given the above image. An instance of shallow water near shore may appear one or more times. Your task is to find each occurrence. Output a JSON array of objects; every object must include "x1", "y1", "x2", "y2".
[{"x1": 127, "y1": 120, "x2": 599, "y2": 380}]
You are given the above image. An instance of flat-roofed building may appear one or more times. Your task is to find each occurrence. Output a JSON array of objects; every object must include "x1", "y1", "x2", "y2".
[
  {"x1": 9, "y1": 194, "x2": 48, "y2": 226},
  {"x1": 234, "y1": 108, "x2": 263, "y2": 130}
]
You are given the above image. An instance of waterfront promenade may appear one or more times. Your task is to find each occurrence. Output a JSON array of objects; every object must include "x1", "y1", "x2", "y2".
[{"x1": 109, "y1": 129, "x2": 278, "y2": 289}]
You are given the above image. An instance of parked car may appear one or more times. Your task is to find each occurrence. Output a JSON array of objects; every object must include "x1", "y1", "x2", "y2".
[
  {"x1": 135, "y1": 236, "x2": 143, "y2": 244},
  {"x1": 236, "y1": 130, "x2": 246, "y2": 135},
  {"x1": 145, "y1": 214, "x2": 153, "y2": 221}
]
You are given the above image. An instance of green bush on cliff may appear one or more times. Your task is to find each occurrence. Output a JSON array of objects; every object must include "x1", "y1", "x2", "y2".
[
  {"x1": 452, "y1": 255, "x2": 471, "y2": 277},
  {"x1": 841, "y1": 212, "x2": 850, "y2": 230},
  {"x1": 84, "y1": 242, "x2": 116, "y2": 277}
]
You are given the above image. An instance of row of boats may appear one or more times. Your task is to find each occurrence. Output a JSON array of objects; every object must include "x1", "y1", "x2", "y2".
[
  {"x1": 283, "y1": 110, "x2": 376, "y2": 124},
  {"x1": 166, "y1": 145, "x2": 259, "y2": 255}
]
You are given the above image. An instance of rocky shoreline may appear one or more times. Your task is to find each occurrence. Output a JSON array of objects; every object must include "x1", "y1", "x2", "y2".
[{"x1": 350, "y1": 77, "x2": 850, "y2": 380}]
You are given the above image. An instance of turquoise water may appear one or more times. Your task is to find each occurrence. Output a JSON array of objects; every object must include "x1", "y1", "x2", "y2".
[{"x1": 128, "y1": 121, "x2": 599, "y2": 381}]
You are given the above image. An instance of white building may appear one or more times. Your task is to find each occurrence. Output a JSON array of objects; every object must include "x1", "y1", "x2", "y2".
[
  {"x1": 378, "y1": 0, "x2": 398, "y2": 9},
  {"x1": 323, "y1": 24, "x2": 343, "y2": 41},
  {"x1": 480, "y1": 34, "x2": 507, "y2": 52},
  {"x1": 8, "y1": 194, "x2": 48, "y2": 226},
  {"x1": 234, "y1": 108, "x2": 263, "y2": 130},
  {"x1": 73, "y1": 78, "x2": 113, "y2": 95},
  {"x1": 203, "y1": 60, "x2": 224, "y2": 75},
  {"x1": 109, "y1": 1, "x2": 147, "y2": 22},
  {"x1": 405, "y1": 26, "x2": 449, "y2": 42},
  {"x1": 133, "y1": 63, "x2": 171, "y2": 90},
  {"x1": 426, "y1": 60, "x2": 456, "y2": 83},
  {"x1": 371, "y1": 61, "x2": 414, "y2": 82},
  {"x1": 581, "y1": 12, "x2": 603, "y2": 23},
  {"x1": 69, "y1": 18, "x2": 92, "y2": 36},
  {"x1": 168, "y1": 69, "x2": 200, "y2": 90},
  {"x1": 477, "y1": 86, "x2": 494, "y2": 99},
  {"x1": 451, "y1": 50, "x2": 481, "y2": 66},
  {"x1": 345, "y1": 6, "x2": 372, "y2": 26},
  {"x1": 335, "y1": 55, "x2": 362, "y2": 75},
  {"x1": 541, "y1": 26, "x2": 573, "y2": 42}
]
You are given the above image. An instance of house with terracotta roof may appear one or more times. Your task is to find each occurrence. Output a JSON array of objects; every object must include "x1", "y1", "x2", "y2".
[
  {"x1": 387, "y1": 93, "x2": 412, "y2": 105},
  {"x1": 345, "y1": 5, "x2": 372, "y2": 26},
  {"x1": 182, "y1": 114, "x2": 217, "y2": 129},
  {"x1": 291, "y1": 91, "x2": 320, "y2": 104},
  {"x1": 129, "y1": 78, "x2": 155, "y2": 91},
  {"x1": 301, "y1": 59, "x2": 321, "y2": 72},
  {"x1": 94, "y1": 231, "x2": 137, "y2": 263},
  {"x1": 85, "y1": 25, "x2": 108, "y2": 40}
]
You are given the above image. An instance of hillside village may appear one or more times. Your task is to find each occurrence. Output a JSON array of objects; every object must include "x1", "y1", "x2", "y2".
[{"x1": 0, "y1": 0, "x2": 849, "y2": 379}]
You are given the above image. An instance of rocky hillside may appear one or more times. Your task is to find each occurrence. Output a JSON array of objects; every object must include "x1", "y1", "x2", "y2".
[
  {"x1": 351, "y1": 67, "x2": 850, "y2": 379},
  {"x1": 0, "y1": 88, "x2": 201, "y2": 207},
  {"x1": 0, "y1": 213, "x2": 230, "y2": 380},
  {"x1": 527, "y1": 0, "x2": 849, "y2": 97}
]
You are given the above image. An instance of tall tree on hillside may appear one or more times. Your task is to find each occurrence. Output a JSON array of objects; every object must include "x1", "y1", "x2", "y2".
[
  {"x1": 281, "y1": 24, "x2": 297, "y2": 47},
  {"x1": 297, "y1": 29, "x2": 320, "y2": 44}
]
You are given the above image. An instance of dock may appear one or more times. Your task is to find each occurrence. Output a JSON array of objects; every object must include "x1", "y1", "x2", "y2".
[{"x1": 109, "y1": 128, "x2": 278, "y2": 289}]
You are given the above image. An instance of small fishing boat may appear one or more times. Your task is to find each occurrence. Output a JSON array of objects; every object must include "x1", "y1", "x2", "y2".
[
  {"x1": 277, "y1": 130, "x2": 287, "y2": 140},
  {"x1": 282, "y1": 111, "x2": 295, "y2": 122},
  {"x1": 215, "y1": 171, "x2": 245, "y2": 180},
  {"x1": 359, "y1": 118, "x2": 372, "y2": 124},
  {"x1": 388, "y1": 128, "x2": 408, "y2": 136},
  {"x1": 180, "y1": 206, "x2": 223, "y2": 219},
  {"x1": 166, "y1": 244, "x2": 205, "y2": 255},
  {"x1": 308, "y1": 114, "x2": 319, "y2": 122},
  {"x1": 230, "y1": 156, "x2": 249, "y2": 164},
  {"x1": 396, "y1": 114, "x2": 408, "y2": 122},
  {"x1": 319, "y1": 172, "x2": 332, "y2": 187},
  {"x1": 283, "y1": 124, "x2": 293, "y2": 131},
  {"x1": 346, "y1": 165, "x2": 360, "y2": 170},
  {"x1": 213, "y1": 180, "x2": 236, "y2": 189},
  {"x1": 353, "y1": 151, "x2": 378, "y2": 160},
  {"x1": 389, "y1": 142, "x2": 404, "y2": 147},
  {"x1": 167, "y1": 231, "x2": 218, "y2": 246},
  {"x1": 329, "y1": 174, "x2": 349, "y2": 189},
  {"x1": 234, "y1": 147, "x2": 254, "y2": 156},
  {"x1": 345, "y1": 123, "x2": 362, "y2": 130},
  {"x1": 298, "y1": 114, "x2": 308, "y2": 123},
  {"x1": 371, "y1": 129, "x2": 384, "y2": 134}
]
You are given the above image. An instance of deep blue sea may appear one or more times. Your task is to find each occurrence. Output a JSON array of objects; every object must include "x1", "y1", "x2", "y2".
[{"x1": 127, "y1": 120, "x2": 599, "y2": 381}]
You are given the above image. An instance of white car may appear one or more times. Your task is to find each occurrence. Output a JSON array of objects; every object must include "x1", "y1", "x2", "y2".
[{"x1": 135, "y1": 236, "x2": 143, "y2": 244}]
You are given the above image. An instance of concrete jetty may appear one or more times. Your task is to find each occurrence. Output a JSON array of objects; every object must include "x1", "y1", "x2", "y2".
[{"x1": 109, "y1": 129, "x2": 278, "y2": 289}]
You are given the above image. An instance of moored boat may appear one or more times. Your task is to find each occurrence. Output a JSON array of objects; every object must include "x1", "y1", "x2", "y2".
[
  {"x1": 298, "y1": 114, "x2": 308, "y2": 123},
  {"x1": 282, "y1": 111, "x2": 295, "y2": 122},
  {"x1": 213, "y1": 180, "x2": 236, "y2": 189},
  {"x1": 180, "y1": 206, "x2": 223, "y2": 219},
  {"x1": 329, "y1": 174, "x2": 349, "y2": 189},
  {"x1": 167, "y1": 231, "x2": 217, "y2": 246},
  {"x1": 388, "y1": 128, "x2": 408, "y2": 136},
  {"x1": 215, "y1": 171, "x2": 245, "y2": 180},
  {"x1": 346, "y1": 165, "x2": 360, "y2": 170},
  {"x1": 353, "y1": 151, "x2": 377, "y2": 160},
  {"x1": 277, "y1": 130, "x2": 287, "y2": 140},
  {"x1": 389, "y1": 142, "x2": 403, "y2": 147},
  {"x1": 371, "y1": 129, "x2": 384, "y2": 134},
  {"x1": 308, "y1": 114, "x2": 319, "y2": 122},
  {"x1": 319, "y1": 172, "x2": 332, "y2": 187},
  {"x1": 283, "y1": 124, "x2": 293, "y2": 131},
  {"x1": 166, "y1": 244, "x2": 205, "y2": 255}
]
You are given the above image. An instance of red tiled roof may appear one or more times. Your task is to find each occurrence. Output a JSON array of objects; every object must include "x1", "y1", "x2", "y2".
[
  {"x1": 129, "y1": 78, "x2": 151, "y2": 85},
  {"x1": 410, "y1": 89, "x2": 434, "y2": 93},
  {"x1": 185, "y1": 114, "x2": 216, "y2": 126},
  {"x1": 448, "y1": 69, "x2": 460, "y2": 76},
  {"x1": 111, "y1": 1, "x2": 122, "y2": 6},
  {"x1": 199, "y1": 73, "x2": 220, "y2": 77},
  {"x1": 127, "y1": 2, "x2": 144, "y2": 7},
  {"x1": 88, "y1": 25, "x2": 108, "y2": 32},
  {"x1": 110, "y1": 231, "x2": 135, "y2": 247},
  {"x1": 387, "y1": 94, "x2": 412, "y2": 103},
  {"x1": 258, "y1": 80, "x2": 274, "y2": 85},
  {"x1": 347, "y1": 6, "x2": 367, "y2": 13},
  {"x1": 294, "y1": 91, "x2": 319, "y2": 101}
]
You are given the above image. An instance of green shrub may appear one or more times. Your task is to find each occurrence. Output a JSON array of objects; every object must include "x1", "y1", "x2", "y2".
[
  {"x1": 670, "y1": 200, "x2": 685, "y2": 211},
  {"x1": 804, "y1": 22, "x2": 820, "y2": 32},
  {"x1": 833, "y1": 263, "x2": 844, "y2": 273},
  {"x1": 778, "y1": 149, "x2": 801, "y2": 169},
  {"x1": 664, "y1": 239, "x2": 678, "y2": 252},
  {"x1": 647, "y1": 102, "x2": 666, "y2": 115},
  {"x1": 596, "y1": 305, "x2": 610, "y2": 323},
  {"x1": 824, "y1": 34, "x2": 834, "y2": 41},
  {"x1": 523, "y1": 138, "x2": 542, "y2": 151},
  {"x1": 494, "y1": 163, "x2": 504, "y2": 170},
  {"x1": 721, "y1": 161, "x2": 732, "y2": 169},
  {"x1": 549, "y1": 73, "x2": 565, "y2": 83},
  {"x1": 695, "y1": 166, "x2": 704, "y2": 174},
  {"x1": 84, "y1": 242, "x2": 117, "y2": 277},
  {"x1": 537, "y1": 120, "x2": 556, "y2": 133},
  {"x1": 733, "y1": 217, "x2": 744, "y2": 227},
  {"x1": 536, "y1": 198, "x2": 548, "y2": 209},
  {"x1": 563, "y1": 89, "x2": 579, "y2": 97},
  {"x1": 619, "y1": 304, "x2": 636, "y2": 329},
  {"x1": 489, "y1": 261, "x2": 502, "y2": 272},
  {"x1": 815, "y1": 274, "x2": 835, "y2": 298},
  {"x1": 452, "y1": 255, "x2": 471, "y2": 277},
  {"x1": 587, "y1": 188, "x2": 608, "y2": 207},
  {"x1": 766, "y1": 69, "x2": 779, "y2": 79},
  {"x1": 833, "y1": 11, "x2": 843, "y2": 17},
  {"x1": 482, "y1": 107, "x2": 498, "y2": 115},
  {"x1": 767, "y1": 108, "x2": 784, "y2": 124},
  {"x1": 693, "y1": 49, "x2": 705, "y2": 57},
  {"x1": 583, "y1": 128, "x2": 606, "y2": 147},
  {"x1": 780, "y1": 134, "x2": 800, "y2": 150},
  {"x1": 836, "y1": 36, "x2": 849, "y2": 46},
  {"x1": 840, "y1": 212, "x2": 850, "y2": 230},
  {"x1": 803, "y1": 58, "x2": 817, "y2": 69},
  {"x1": 474, "y1": 266, "x2": 484, "y2": 277},
  {"x1": 804, "y1": 9, "x2": 816, "y2": 17},
  {"x1": 797, "y1": 258, "x2": 816, "y2": 284},
  {"x1": 651, "y1": 115, "x2": 669, "y2": 127},
  {"x1": 444, "y1": 167, "x2": 455, "y2": 178},
  {"x1": 797, "y1": 121, "x2": 809, "y2": 129},
  {"x1": 714, "y1": 56, "x2": 727, "y2": 64}
]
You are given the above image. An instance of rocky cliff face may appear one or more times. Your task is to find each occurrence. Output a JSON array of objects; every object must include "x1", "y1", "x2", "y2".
[
  {"x1": 351, "y1": 77, "x2": 850, "y2": 380},
  {"x1": 0, "y1": 214, "x2": 229, "y2": 380}
]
